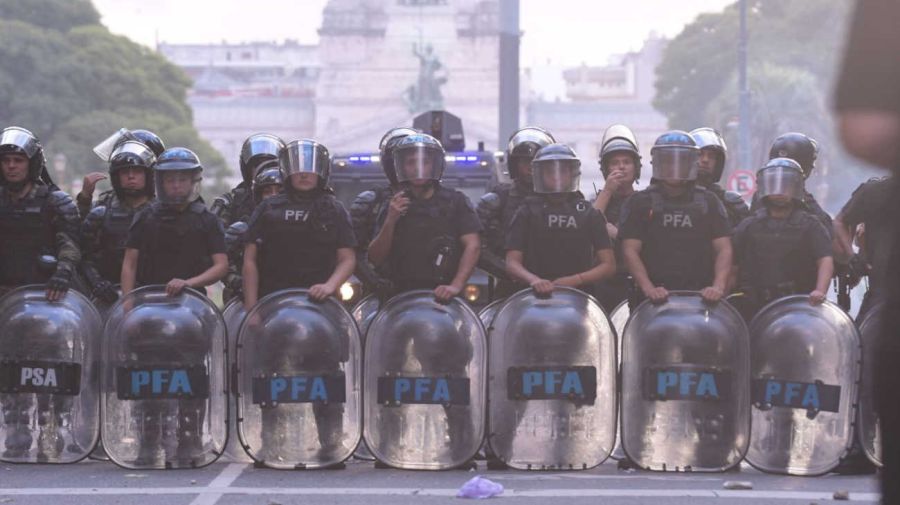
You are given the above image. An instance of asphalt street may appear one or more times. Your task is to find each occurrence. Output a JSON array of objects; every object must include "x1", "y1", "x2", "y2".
[{"x1": 0, "y1": 456, "x2": 879, "y2": 505}]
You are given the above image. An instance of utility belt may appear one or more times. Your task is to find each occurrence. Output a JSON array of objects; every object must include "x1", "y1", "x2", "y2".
[{"x1": 742, "y1": 282, "x2": 801, "y2": 306}]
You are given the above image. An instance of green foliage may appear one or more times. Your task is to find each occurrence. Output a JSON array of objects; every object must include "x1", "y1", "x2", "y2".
[{"x1": 0, "y1": 0, "x2": 230, "y2": 198}]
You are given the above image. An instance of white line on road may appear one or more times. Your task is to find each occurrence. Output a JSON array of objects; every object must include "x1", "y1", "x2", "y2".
[
  {"x1": 0, "y1": 486, "x2": 880, "y2": 502},
  {"x1": 187, "y1": 463, "x2": 248, "y2": 505}
]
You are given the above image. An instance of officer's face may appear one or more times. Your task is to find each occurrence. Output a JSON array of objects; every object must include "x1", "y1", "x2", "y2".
[
  {"x1": 289, "y1": 172, "x2": 318, "y2": 191},
  {"x1": 765, "y1": 194, "x2": 793, "y2": 208},
  {"x1": 118, "y1": 166, "x2": 146, "y2": 191},
  {"x1": 541, "y1": 166, "x2": 572, "y2": 191},
  {"x1": 697, "y1": 148, "x2": 719, "y2": 178},
  {"x1": 0, "y1": 154, "x2": 29, "y2": 183},
  {"x1": 161, "y1": 172, "x2": 194, "y2": 199},
  {"x1": 401, "y1": 152, "x2": 433, "y2": 187},
  {"x1": 260, "y1": 184, "x2": 282, "y2": 199},
  {"x1": 606, "y1": 153, "x2": 636, "y2": 181},
  {"x1": 513, "y1": 158, "x2": 533, "y2": 180}
]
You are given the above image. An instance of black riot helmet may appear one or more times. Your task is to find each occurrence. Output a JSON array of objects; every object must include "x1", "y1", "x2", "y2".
[
  {"x1": 379, "y1": 127, "x2": 419, "y2": 186},
  {"x1": 532, "y1": 143, "x2": 581, "y2": 194},
  {"x1": 279, "y1": 139, "x2": 331, "y2": 191},
  {"x1": 130, "y1": 129, "x2": 166, "y2": 157},
  {"x1": 506, "y1": 126, "x2": 556, "y2": 181},
  {"x1": 756, "y1": 157, "x2": 805, "y2": 202},
  {"x1": 690, "y1": 127, "x2": 727, "y2": 183},
  {"x1": 599, "y1": 124, "x2": 642, "y2": 179},
  {"x1": 154, "y1": 147, "x2": 203, "y2": 206},
  {"x1": 392, "y1": 133, "x2": 446, "y2": 184},
  {"x1": 650, "y1": 130, "x2": 699, "y2": 182},
  {"x1": 252, "y1": 159, "x2": 284, "y2": 202},
  {"x1": 0, "y1": 126, "x2": 45, "y2": 187},
  {"x1": 769, "y1": 132, "x2": 818, "y2": 179},
  {"x1": 108, "y1": 140, "x2": 157, "y2": 198},
  {"x1": 239, "y1": 133, "x2": 286, "y2": 183}
]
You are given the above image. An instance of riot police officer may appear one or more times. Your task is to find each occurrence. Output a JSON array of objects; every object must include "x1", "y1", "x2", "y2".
[
  {"x1": 211, "y1": 133, "x2": 285, "y2": 227},
  {"x1": 752, "y1": 132, "x2": 832, "y2": 232},
  {"x1": 506, "y1": 143, "x2": 615, "y2": 296},
  {"x1": 78, "y1": 128, "x2": 165, "y2": 218},
  {"x1": 80, "y1": 141, "x2": 156, "y2": 304},
  {"x1": 619, "y1": 130, "x2": 732, "y2": 307},
  {"x1": 732, "y1": 158, "x2": 833, "y2": 319},
  {"x1": 221, "y1": 160, "x2": 284, "y2": 303},
  {"x1": 348, "y1": 127, "x2": 418, "y2": 296},
  {"x1": 242, "y1": 139, "x2": 356, "y2": 306},
  {"x1": 121, "y1": 147, "x2": 227, "y2": 296},
  {"x1": 242, "y1": 139, "x2": 356, "y2": 464},
  {"x1": 368, "y1": 133, "x2": 482, "y2": 302},
  {"x1": 0, "y1": 126, "x2": 82, "y2": 460},
  {"x1": 690, "y1": 127, "x2": 750, "y2": 227},
  {"x1": 833, "y1": 175, "x2": 893, "y2": 319},
  {"x1": 0, "y1": 127, "x2": 81, "y2": 301},
  {"x1": 477, "y1": 126, "x2": 555, "y2": 294},
  {"x1": 593, "y1": 124, "x2": 640, "y2": 311}
]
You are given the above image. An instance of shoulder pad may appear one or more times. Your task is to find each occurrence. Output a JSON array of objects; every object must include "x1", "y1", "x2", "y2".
[
  {"x1": 353, "y1": 190, "x2": 377, "y2": 205},
  {"x1": 49, "y1": 189, "x2": 78, "y2": 210},
  {"x1": 85, "y1": 205, "x2": 108, "y2": 221},
  {"x1": 723, "y1": 191, "x2": 746, "y2": 205},
  {"x1": 226, "y1": 220, "x2": 248, "y2": 236}
]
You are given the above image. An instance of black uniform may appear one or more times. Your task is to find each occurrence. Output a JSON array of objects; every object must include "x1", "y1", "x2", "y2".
[
  {"x1": 245, "y1": 190, "x2": 356, "y2": 298},
  {"x1": 733, "y1": 207, "x2": 832, "y2": 318},
  {"x1": 506, "y1": 193, "x2": 611, "y2": 296},
  {"x1": 349, "y1": 185, "x2": 394, "y2": 293},
  {"x1": 80, "y1": 194, "x2": 150, "y2": 300},
  {"x1": 618, "y1": 185, "x2": 731, "y2": 305},
  {"x1": 126, "y1": 200, "x2": 226, "y2": 287},
  {"x1": 375, "y1": 185, "x2": 482, "y2": 292},
  {"x1": 752, "y1": 190, "x2": 831, "y2": 235},
  {"x1": 477, "y1": 182, "x2": 532, "y2": 291},
  {"x1": 593, "y1": 192, "x2": 633, "y2": 311},
  {"x1": 705, "y1": 183, "x2": 751, "y2": 228},
  {"x1": 838, "y1": 177, "x2": 894, "y2": 317}
]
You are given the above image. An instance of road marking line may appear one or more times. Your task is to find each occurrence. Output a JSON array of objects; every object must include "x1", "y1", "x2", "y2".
[
  {"x1": 187, "y1": 463, "x2": 248, "y2": 505},
  {"x1": 0, "y1": 486, "x2": 880, "y2": 501}
]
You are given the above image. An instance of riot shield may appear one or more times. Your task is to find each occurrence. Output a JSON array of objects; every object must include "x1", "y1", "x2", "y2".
[
  {"x1": 0, "y1": 286, "x2": 102, "y2": 463},
  {"x1": 236, "y1": 289, "x2": 361, "y2": 469},
  {"x1": 102, "y1": 286, "x2": 227, "y2": 469},
  {"x1": 487, "y1": 288, "x2": 616, "y2": 470},
  {"x1": 351, "y1": 294, "x2": 381, "y2": 341},
  {"x1": 621, "y1": 292, "x2": 750, "y2": 472},
  {"x1": 608, "y1": 300, "x2": 629, "y2": 460},
  {"x1": 857, "y1": 301, "x2": 884, "y2": 467},
  {"x1": 221, "y1": 298, "x2": 251, "y2": 463},
  {"x1": 90, "y1": 285, "x2": 122, "y2": 322},
  {"x1": 743, "y1": 296, "x2": 860, "y2": 475},
  {"x1": 478, "y1": 298, "x2": 505, "y2": 330},
  {"x1": 364, "y1": 290, "x2": 487, "y2": 470}
]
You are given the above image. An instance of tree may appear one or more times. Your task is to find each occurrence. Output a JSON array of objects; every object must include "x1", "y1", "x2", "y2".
[{"x1": 0, "y1": 0, "x2": 230, "y2": 198}]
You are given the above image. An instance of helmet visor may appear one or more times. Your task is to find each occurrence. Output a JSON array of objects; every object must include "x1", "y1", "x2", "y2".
[
  {"x1": 651, "y1": 148, "x2": 698, "y2": 181},
  {"x1": 240, "y1": 135, "x2": 282, "y2": 166},
  {"x1": 533, "y1": 159, "x2": 581, "y2": 193},
  {"x1": 93, "y1": 128, "x2": 134, "y2": 162},
  {"x1": 393, "y1": 146, "x2": 444, "y2": 182},
  {"x1": 155, "y1": 168, "x2": 202, "y2": 205},
  {"x1": 280, "y1": 142, "x2": 328, "y2": 178},
  {"x1": 110, "y1": 141, "x2": 156, "y2": 169},
  {"x1": 0, "y1": 127, "x2": 40, "y2": 159},
  {"x1": 756, "y1": 166, "x2": 804, "y2": 200}
]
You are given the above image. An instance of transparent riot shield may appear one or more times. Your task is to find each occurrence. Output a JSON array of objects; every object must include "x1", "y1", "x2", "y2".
[
  {"x1": 351, "y1": 294, "x2": 381, "y2": 341},
  {"x1": 221, "y1": 298, "x2": 250, "y2": 463},
  {"x1": 102, "y1": 286, "x2": 227, "y2": 469},
  {"x1": 745, "y1": 296, "x2": 860, "y2": 475},
  {"x1": 236, "y1": 289, "x2": 361, "y2": 469},
  {"x1": 0, "y1": 286, "x2": 102, "y2": 463},
  {"x1": 364, "y1": 290, "x2": 487, "y2": 470},
  {"x1": 857, "y1": 301, "x2": 884, "y2": 467},
  {"x1": 609, "y1": 300, "x2": 630, "y2": 460},
  {"x1": 621, "y1": 292, "x2": 750, "y2": 472},
  {"x1": 487, "y1": 288, "x2": 616, "y2": 470},
  {"x1": 478, "y1": 298, "x2": 505, "y2": 330}
]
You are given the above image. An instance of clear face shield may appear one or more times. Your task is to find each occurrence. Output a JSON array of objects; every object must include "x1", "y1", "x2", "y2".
[
  {"x1": 93, "y1": 128, "x2": 136, "y2": 162},
  {"x1": 110, "y1": 141, "x2": 156, "y2": 169},
  {"x1": 393, "y1": 146, "x2": 444, "y2": 183},
  {"x1": 280, "y1": 142, "x2": 328, "y2": 179},
  {"x1": 241, "y1": 135, "x2": 282, "y2": 165},
  {"x1": 0, "y1": 127, "x2": 41, "y2": 159},
  {"x1": 651, "y1": 147, "x2": 699, "y2": 181},
  {"x1": 532, "y1": 159, "x2": 582, "y2": 194},
  {"x1": 756, "y1": 166, "x2": 805, "y2": 201},
  {"x1": 155, "y1": 168, "x2": 202, "y2": 205}
]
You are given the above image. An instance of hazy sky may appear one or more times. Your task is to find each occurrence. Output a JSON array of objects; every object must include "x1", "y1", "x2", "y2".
[{"x1": 93, "y1": 0, "x2": 733, "y2": 96}]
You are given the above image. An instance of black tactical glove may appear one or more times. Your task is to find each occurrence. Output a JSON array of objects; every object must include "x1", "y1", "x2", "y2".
[
  {"x1": 47, "y1": 266, "x2": 72, "y2": 295},
  {"x1": 92, "y1": 279, "x2": 120, "y2": 304}
]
